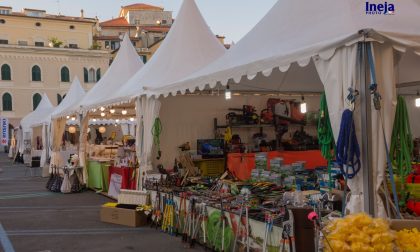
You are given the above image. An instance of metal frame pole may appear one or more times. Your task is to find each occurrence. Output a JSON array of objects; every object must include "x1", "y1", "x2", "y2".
[{"x1": 359, "y1": 42, "x2": 375, "y2": 215}]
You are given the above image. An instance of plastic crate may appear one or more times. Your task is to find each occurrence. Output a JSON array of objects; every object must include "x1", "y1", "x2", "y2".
[{"x1": 195, "y1": 159, "x2": 225, "y2": 177}]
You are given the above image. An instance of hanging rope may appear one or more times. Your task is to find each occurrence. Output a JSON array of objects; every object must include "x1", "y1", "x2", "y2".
[
  {"x1": 336, "y1": 109, "x2": 361, "y2": 179},
  {"x1": 152, "y1": 117, "x2": 162, "y2": 160},
  {"x1": 318, "y1": 92, "x2": 336, "y2": 188},
  {"x1": 390, "y1": 96, "x2": 413, "y2": 206}
]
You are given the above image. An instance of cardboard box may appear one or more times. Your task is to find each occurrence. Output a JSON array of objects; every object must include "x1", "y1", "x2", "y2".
[
  {"x1": 100, "y1": 205, "x2": 147, "y2": 227},
  {"x1": 390, "y1": 219, "x2": 420, "y2": 231}
]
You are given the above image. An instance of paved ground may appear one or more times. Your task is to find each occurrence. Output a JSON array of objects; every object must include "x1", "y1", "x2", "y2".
[{"x1": 0, "y1": 152, "x2": 203, "y2": 252}]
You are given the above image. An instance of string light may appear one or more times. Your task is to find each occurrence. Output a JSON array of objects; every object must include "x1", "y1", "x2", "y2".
[
  {"x1": 300, "y1": 96, "x2": 307, "y2": 114},
  {"x1": 92, "y1": 118, "x2": 97, "y2": 122},
  {"x1": 129, "y1": 117, "x2": 135, "y2": 122},
  {"x1": 121, "y1": 109, "x2": 127, "y2": 115},
  {"x1": 100, "y1": 107, "x2": 105, "y2": 112},
  {"x1": 92, "y1": 109, "x2": 97, "y2": 112},
  {"x1": 66, "y1": 115, "x2": 70, "y2": 119},
  {"x1": 100, "y1": 112, "x2": 105, "y2": 117},
  {"x1": 116, "y1": 119, "x2": 120, "y2": 123},
  {"x1": 110, "y1": 109, "x2": 115, "y2": 114},
  {"x1": 71, "y1": 117, "x2": 76, "y2": 121},
  {"x1": 225, "y1": 85, "x2": 231, "y2": 100}
]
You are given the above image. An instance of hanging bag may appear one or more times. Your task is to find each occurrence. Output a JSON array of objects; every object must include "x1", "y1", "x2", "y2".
[
  {"x1": 60, "y1": 168, "x2": 71, "y2": 193},
  {"x1": 70, "y1": 170, "x2": 82, "y2": 193}
]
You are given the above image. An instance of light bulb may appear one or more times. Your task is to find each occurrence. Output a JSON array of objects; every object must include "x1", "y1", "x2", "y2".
[
  {"x1": 92, "y1": 118, "x2": 97, "y2": 122},
  {"x1": 121, "y1": 109, "x2": 127, "y2": 115},
  {"x1": 110, "y1": 109, "x2": 115, "y2": 114},
  {"x1": 100, "y1": 112, "x2": 105, "y2": 117},
  {"x1": 71, "y1": 117, "x2": 76, "y2": 121},
  {"x1": 129, "y1": 117, "x2": 135, "y2": 122},
  {"x1": 416, "y1": 98, "x2": 420, "y2": 108},
  {"x1": 225, "y1": 85, "x2": 231, "y2": 100},
  {"x1": 116, "y1": 119, "x2": 120, "y2": 123},
  {"x1": 300, "y1": 102, "x2": 307, "y2": 114},
  {"x1": 100, "y1": 107, "x2": 105, "y2": 112},
  {"x1": 66, "y1": 115, "x2": 70, "y2": 119}
]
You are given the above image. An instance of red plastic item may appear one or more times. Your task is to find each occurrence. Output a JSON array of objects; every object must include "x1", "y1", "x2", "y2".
[
  {"x1": 406, "y1": 174, "x2": 420, "y2": 184},
  {"x1": 227, "y1": 153, "x2": 255, "y2": 181},
  {"x1": 412, "y1": 164, "x2": 420, "y2": 174},
  {"x1": 407, "y1": 199, "x2": 420, "y2": 216},
  {"x1": 108, "y1": 166, "x2": 136, "y2": 190}
]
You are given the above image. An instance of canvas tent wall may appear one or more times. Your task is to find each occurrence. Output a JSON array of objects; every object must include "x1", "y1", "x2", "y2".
[{"x1": 144, "y1": 0, "x2": 420, "y2": 217}]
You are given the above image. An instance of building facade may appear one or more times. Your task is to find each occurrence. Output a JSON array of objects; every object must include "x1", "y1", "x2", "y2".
[
  {"x1": 94, "y1": 3, "x2": 172, "y2": 63},
  {"x1": 0, "y1": 6, "x2": 110, "y2": 127}
]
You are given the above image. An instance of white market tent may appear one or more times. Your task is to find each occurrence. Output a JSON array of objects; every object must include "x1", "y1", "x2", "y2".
[
  {"x1": 96, "y1": 0, "x2": 226, "y2": 187},
  {"x1": 51, "y1": 76, "x2": 85, "y2": 119},
  {"x1": 145, "y1": 0, "x2": 420, "y2": 216},
  {"x1": 52, "y1": 33, "x2": 144, "y2": 180},
  {"x1": 19, "y1": 93, "x2": 55, "y2": 167},
  {"x1": 49, "y1": 77, "x2": 86, "y2": 168},
  {"x1": 65, "y1": 33, "x2": 144, "y2": 114}
]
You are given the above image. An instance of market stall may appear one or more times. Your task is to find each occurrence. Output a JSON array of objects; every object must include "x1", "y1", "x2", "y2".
[
  {"x1": 19, "y1": 93, "x2": 55, "y2": 167},
  {"x1": 53, "y1": 34, "x2": 143, "y2": 195}
]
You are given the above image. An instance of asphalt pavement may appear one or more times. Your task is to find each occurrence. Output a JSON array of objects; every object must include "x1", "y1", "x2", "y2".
[{"x1": 0, "y1": 152, "x2": 203, "y2": 252}]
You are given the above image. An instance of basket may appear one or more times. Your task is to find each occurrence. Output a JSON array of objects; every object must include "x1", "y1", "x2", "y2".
[
  {"x1": 195, "y1": 159, "x2": 225, "y2": 177},
  {"x1": 117, "y1": 189, "x2": 150, "y2": 205}
]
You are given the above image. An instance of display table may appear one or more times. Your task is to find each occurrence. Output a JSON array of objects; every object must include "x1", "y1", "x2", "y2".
[
  {"x1": 87, "y1": 159, "x2": 111, "y2": 192},
  {"x1": 108, "y1": 166, "x2": 136, "y2": 190}
]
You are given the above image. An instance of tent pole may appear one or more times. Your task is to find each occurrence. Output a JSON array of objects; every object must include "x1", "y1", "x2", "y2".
[{"x1": 360, "y1": 42, "x2": 375, "y2": 215}]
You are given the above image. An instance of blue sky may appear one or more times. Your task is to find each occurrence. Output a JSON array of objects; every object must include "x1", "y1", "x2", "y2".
[{"x1": 2, "y1": 0, "x2": 277, "y2": 42}]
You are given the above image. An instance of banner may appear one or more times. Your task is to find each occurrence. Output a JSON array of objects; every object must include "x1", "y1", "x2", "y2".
[{"x1": 1, "y1": 117, "x2": 8, "y2": 146}]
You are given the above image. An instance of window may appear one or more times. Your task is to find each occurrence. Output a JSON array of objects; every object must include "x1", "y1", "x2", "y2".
[
  {"x1": 110, "y1": 41, "x2": 120, "y2": 50},
  {"x1": 18, "y1": 40, "x2": 28, "y2": 46},
  {"x1": 153, "y1": 36, "x2": 160, "y2": 43},
  {"x1": 88, "y1": 68, "x2": 95, "y2": 83},
  {"x1": 69, "y1": 25, "x2": 75, "y2": 30},
  {"x1": 162, "y1": 20, "x2": 167, "y2": 24},
  {"x1": 32, "y1": 93, "x2": 41, "y2": 110},
  {"x1": 0, "y1": 19, "x2": 5, "y2": 24},
  {"x1": 61, "y1": 66, "x2": 70, "y2": 82},
  {"x1": 96, "y1": 68, "x2": 101, "y2": 82},
  {"x1": 32, "y1": 65, "x2": 41, "y2": 81},
  {"x1": 0, "y1": 39, "x2": 8, "y2": 45},
  {"x1": 0, "y1": 10, "x2": 10, "y2": 15},
  {"x1": 57, "y1": 94, "x2": 63, "y2": 105},
  {"x1": 140, "y1": 55, "x2": 147, "y2": 64},
  {"x1": 69, "y1": 44, "x2": 78, "y2": 49},
  {"x1": 2, "y1": 93, "x2": 12, "y2": 111},
  {"x1": 83, "y1": 67, "x2": 88, "y2": 82},
  {"x1": 35, "y1": 41, "x2": 44, "y2": 47},
  {"x1": 35, "y1": 22, "x2": 41, "y2": 27},
  {"x1": 1, "y1": 64, "x2": 11, "y2": 80}
]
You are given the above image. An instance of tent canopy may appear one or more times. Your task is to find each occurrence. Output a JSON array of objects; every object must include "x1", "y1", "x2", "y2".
[
  {"x1": 51, "y1": 77, "x2": 86, "y2": 119},
  {"x1": 150, "y1": 0, "x2": 420, "y2": 97},
  {"x1": 105, "y1": 0, "x2": 226, "y2": 104},
  {"x1": 62, "y1": 33, "x2": 144, "y2": 115},
  {"x1": 20, "y1": 93, "x2": 55, "y2": 132}
]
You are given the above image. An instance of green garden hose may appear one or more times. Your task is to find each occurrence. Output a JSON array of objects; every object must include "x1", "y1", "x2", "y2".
[
  {"x1": 152, "y1": 118, "x2": 162, "y2": 160},
  {"x1": 207, "y1": 211, "x2": 234, "y2": 252},
  {"x1": 390, "y1": 96, "x2": 413, "y2": 206},
  {"x1": 318, "y1": 92, "x2": 336, "y2": 188}
]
